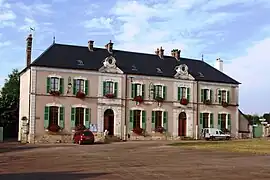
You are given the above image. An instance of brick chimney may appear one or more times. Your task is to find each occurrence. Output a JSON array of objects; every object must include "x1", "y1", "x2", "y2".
[
  {"x1": 26, "y1": 34, "x2": 33, "y2": 67},
  {"x1": 88, "y1": 40, "x2": 94, "y2": 51},
  {"x1": 105, "y1": 40, "x2": 113, "y2": 54},
  {"x1": 171, "y1": 49, "x2": 181, "y2": 60},
  {"x1": 158, "y1": 46, "x2": 164, "y2": 59}
]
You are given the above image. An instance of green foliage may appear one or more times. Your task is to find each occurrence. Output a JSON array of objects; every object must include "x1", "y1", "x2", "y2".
[{"x1": 0, "y1": 69, "x2": 20, "y2": 125}]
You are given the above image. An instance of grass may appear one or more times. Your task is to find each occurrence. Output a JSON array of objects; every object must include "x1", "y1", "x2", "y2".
[{"x1": 169, "y1": 139, "x2": 270, "y2": 154}]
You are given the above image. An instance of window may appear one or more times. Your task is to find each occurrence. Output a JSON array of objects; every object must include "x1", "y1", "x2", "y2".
[
  {"x1": 201, "y1": 89, "x2": 211, "y2": 102},
  {"x1": 218, "y1": 113, "x2": 231, "y2": 132},
  {"x1": 50, "y1": 77, "x2": 59, "y2": 91},
  {"x1": 131, "y1": 83, "x2": 145, "y2": 98},
  {"x1": 132, "y1": 65, "x2": 137, "y2": 71},
  {"x1": 156, "y1": 68, "x2": 163, "y2": 73},
  {"x1": 47, "y1": 77, "x2": 63, "y2": 93},
  {"x1": 49, "y1": 106, "x2": 59, "y2": 126},
  {"x1": 105, "y1": 81, "x2": 114, "y2": 94},
  {"x1": 177, "y1": 87, "x2": 190, "y2": 101},
  {"x1": 76, "y1": 60, "x2": 84, "y2": 66},
  {"x1": 155, "y1": 85, "x2": 163, "y2": 97},
  {"x1": 221, "y1": 90, "x2": 226, "y2": 102},
  {"x1": 218, "y1": 89, "x2": 230, "y2": 103},
  {"x1": 200, "y1": 113, "x2": 213, "y2": 128},
  {"x1": 151, "y1": 111, "x2": 168, "y2": 130},
  {"x1": 75, "y1": 107, "x2": 84, "y2": 126},
  {"x1": 133, "y1": 110, "x2": 141, "y2": 128},
  {"x1": 129, "y1": 110, "x2": 146, "y2": 130},
  {"x1": 76, "y1": 79, "x2": 85, "y2": 93}
]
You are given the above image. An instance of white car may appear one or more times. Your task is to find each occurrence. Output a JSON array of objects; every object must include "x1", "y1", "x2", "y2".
[{"x1": 201, "y1": 128, "x2": 231, "y2": 140}]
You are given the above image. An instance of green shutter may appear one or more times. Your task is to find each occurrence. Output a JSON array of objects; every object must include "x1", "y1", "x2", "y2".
[
  {"x1": 163, "y1": 111, "x2": 168, "y2": 130},
  {"x1": 73, "y1": 79, "x2": 76, "y2": 95},
  {"x1": 163, "y1": 86, "x2": 167, "y2": 100},
  {"x1": 131, "y1": 84, "x2": 135, "y2": 98},
  {"x1": 85, "y1": 108, "x2": 90, "y2": 128},
  {"x1": 59, "y1": 78, "x2": 64, "y2": 94},
  {"x1": 59, "y1": 107, "x2": 64, "y2": 129},
  {"x1": 114, "y1": 82, "x2": 118, "y2": 97},
  {"x1": 142, "y1": 111, "x2": 146, "y2": 130},
  {"x1": 85, "y1": 80, "x2": 89, "y2": 96},
  {"x1": 218, "y1": 90, "x2": 221, "y2": 103},
  {"x1": 210, "y1": 90, "x2": 213, "y2": 102},
  {"x1": 103, "y1": 81, "x2": 106, "y2": 96},
  {"x1": 46, "y1": 77, "x2": 51, "y2": 93},
  {"x1": 129, "y1": 110, "x2": 134, "y2": 131},
  {"x1": 44, "y1": 106, "x2": 49, "y2": 129},
  {"x1": 153, "y1": 85, "x2": 156, "y2": 99},
  {"x1": 142, "y1": 84, "x2": 145, "y2": 99},
  {"x1": 227, "y1": 91, "x2": 230, "y2": 103},
  {"x1": 187, "y1": 87, "x2": 190, "y2": 102},
  {"x1": 71, "y1": 107, "x2": 76, "y2": 128},
  {"x1": 177, "y1": 87, "x2": 181, "y2": 101},
  {"x1": 152, "y1": 111, "x2": 156, "y2": 129},
  {"x1": 227, "y1": 114, "x2": 231, "y2": 131},
  {"x1": 218, "y1": 114, "x2": 221, "y2": 129},
  {"x1": 199, "y1": 113, "x2": 203, "y2": 131},
  {"x1": 210, "y1": 113, "x2": 214, "y2": 128},
  {"x1": 201, "y1": 89, "x2": 204, "y2": 102}
]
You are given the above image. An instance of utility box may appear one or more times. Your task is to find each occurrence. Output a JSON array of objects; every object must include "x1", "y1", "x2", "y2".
[{"x1": 0, "y1": 127, "x2": 3, "y2": 142}]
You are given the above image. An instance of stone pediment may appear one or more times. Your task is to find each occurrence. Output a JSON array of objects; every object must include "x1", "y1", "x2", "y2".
[
  {"x1": 99, "y1": 56, "x2": 123, "y2": 74},
  {"x1": 174, "y1": 64, "x2": 194, "y2": 80}
]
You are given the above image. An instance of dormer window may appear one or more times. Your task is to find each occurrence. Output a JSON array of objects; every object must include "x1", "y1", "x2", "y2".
[
  {"x1": 156, "y1": 68, "x2": 163, "y2": 73},
  {"x1": 132, "y1": 65, "x2": 137, "y2": 71},
  {"x1": 198, "y1": 72, "x2": 204, "y2": 77},
  {"x1": 76, "y1": 60, "x2": 84, "y2": 66}
]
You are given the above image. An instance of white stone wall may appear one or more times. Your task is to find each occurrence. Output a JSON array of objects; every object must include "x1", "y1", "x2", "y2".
[{"x1": 173, "y1": 109, "x2": 194, "y2": 137}]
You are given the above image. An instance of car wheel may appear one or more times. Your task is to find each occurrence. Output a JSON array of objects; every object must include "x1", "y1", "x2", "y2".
[
  {"x1": 226, "y1": 137, "x2": 230, "y2": 140},
  {"x1": 210, "y1": 136, "x2": 215, "y2": 140}
]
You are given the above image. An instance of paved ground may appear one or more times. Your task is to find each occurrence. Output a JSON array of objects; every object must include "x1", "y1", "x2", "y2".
[{"x1": 0, "y1": 141, "x2": 270, "y2": 180}]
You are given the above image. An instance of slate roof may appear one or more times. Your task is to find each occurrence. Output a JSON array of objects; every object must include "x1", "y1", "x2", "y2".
[{"x1": 29, "y1": 43, "x2": 240, "y2": 84}]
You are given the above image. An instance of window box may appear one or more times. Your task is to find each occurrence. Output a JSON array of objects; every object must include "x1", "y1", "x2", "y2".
[
  {"x1": 76, "y1": 91, "x2": 86, "y2": 99},
  {"x1": 49, "y1": 90, "x2": 60, "y2": 96},
  {"x1": 132, "y1": 127, "x2": 144, "y2": 135},
  {"x1": 48, "y1": 124, "x2": 61, "y2": 132},
  {"x1": 204, "y1": 99, "x2": 211, "y2": 105},
  {"x1": 155, "y1": 126, "x2": 165, "y2": 133},
  {"x1": 180, "y1": 98, "x2": 188, "y2": 105},
  {"x1": 222, "y1": 101, "x2": 229, "y2": 107},
  {"x1": 105, "y1": 93, "x2": 115, "y2": 98},
  {"x1": 133, "y1": 95, "x2": 144, "y2": 103},
  {"x1": 154, "y1": 96, "x2": 164, "y2": 102}
]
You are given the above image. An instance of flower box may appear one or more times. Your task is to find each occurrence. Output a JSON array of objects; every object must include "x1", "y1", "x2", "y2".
[
  {"x1": 75, "y1": 124, "x2": 86, "y2": 131},
  {"x1": 105, "y1": 93, "x2": 115, "y2": 98},
  {"x1": 155, "y1": 96, "x2": 164, "y2": 102},
  {"x1": 133, "y1": 96, "x2": 144, "y2": 103},
  {"x1": 180, "y1": 98, "x2": 188, "y2": 105},
  {"x1": 155, "y1": 126, "x2": 165, "y2": 133},
  {"x1": 132, "y1": 127, "x2": 144, "y2": 135},
  {"x1": 50, "y1": 90, "x2": 60, "y2": 96},
  {"x1": 76, "y1": 91, "x2": 86, "y2": 99},
  {"x1": 222, "y1": 101, "x2": 229, "y2": 107},
  {"x1": 48, "y1": 124, "x2": 61, "y2": 132},
  {"x1": 204, "y1": 99, "x2": 211, "y2": 105}
]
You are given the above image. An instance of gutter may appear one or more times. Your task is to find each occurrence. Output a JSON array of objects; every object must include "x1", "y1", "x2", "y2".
[
  {"x1": 196, "y1": 80, "x2": 199, "y2": 139},
  {"x1": 124, "y1": 74, "x2": 128, "y2": 140}
]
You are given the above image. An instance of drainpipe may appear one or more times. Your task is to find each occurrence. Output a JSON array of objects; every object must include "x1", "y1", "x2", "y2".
[
  {"x1": 124, "y1": 74, "x2": 128, "y2": 140},
  {"x1": 196, "y1": 81, "x2": 199, "y2": 140}
]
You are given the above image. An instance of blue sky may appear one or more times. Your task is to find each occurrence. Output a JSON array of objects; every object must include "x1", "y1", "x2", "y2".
[{"x1": 0, "y1": 0, "x2": 270, "y2": 115}]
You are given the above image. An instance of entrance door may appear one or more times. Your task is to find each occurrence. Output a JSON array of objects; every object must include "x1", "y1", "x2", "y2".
[
  {"x1": 155, "y1": 111, "x2": 162, "y2": 128},
  {"x1": 104, "y1": 109, "x2": 114, "y2": 136},
  {"x1": 178, "y1": 112, "x2": 187, "y2": 136}
]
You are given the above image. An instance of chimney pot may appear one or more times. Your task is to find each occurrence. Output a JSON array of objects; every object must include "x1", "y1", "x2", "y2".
[
  {"x1": 215, "y1": 57, "x2": 223, "y2": 72},
  {"x1": 105, "y1": 40, "x2": 113, "y2": 54},
  {"x1": 26, "y1": 34, "x2": 33, "y2": 67},
  {"x1": 88, "y1": 40, "x2": 94, "y2": 51},
  {"x1": 158, "y1": 46, "x2": 164, "y2": 59},
  {"x1": 155, "y1": 48, "x2": 160, "y2": 55}
]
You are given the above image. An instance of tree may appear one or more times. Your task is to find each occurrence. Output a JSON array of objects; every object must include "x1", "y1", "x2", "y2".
[{"x1": 0, "y1": 69, "x2": 20, "y2": 125}]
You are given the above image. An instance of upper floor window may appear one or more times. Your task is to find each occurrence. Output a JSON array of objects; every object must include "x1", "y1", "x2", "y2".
[
  {"x1": 46, "y1": 76, "x2": 64, "y2": 94},
  {"x1": 73, "y1": 78, "x2": 89, "y2": 96},
  {"x1": 152, "y1": 85, "x2": 167, "y2": 100},
  {"x1": 201, "y1": 89, "x2": 212, "y2": 102},
  {"x1": 178, "y1": 87, "x2": 190, "y2": 101},
  {"x1": 103, "y1": 81, "x2": 118, "y2": 98},
  {"x1": 218, "y1": 89, "x2": 230, "y2": 103},
  {"x1": 131, "y1": 83, "x2": 145, "y2": 98}
]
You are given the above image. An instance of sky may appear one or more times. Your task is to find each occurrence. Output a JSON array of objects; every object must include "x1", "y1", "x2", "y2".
[{"x1": 0, "y1": 0, "x2": 270, "y2": 115}]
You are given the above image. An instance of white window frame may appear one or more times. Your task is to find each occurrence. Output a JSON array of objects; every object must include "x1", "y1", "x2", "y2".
[
  {"x1": 74, "y1": 76, "x2": 87, "y2": 94},
  {"x1": 152, "y1": 108, "x2": 165, "y2": 128},
  {"x1": 201, "y1": 111, "x2": 211, "y2": 128},
  {"x1": 221, "y1": 90, "x2": 228, "y2": 102},
  {"x1": 72, "y1": 104, "x2": 88, "y2": 126},
  {"x1": 155, "y1": 85, "x2": 164, "y2": 98},
  {"x1": 49, "y1": 77, "x2": 60, "y2": 91},
  {"x1": 132, "y1": 83, "x2": 143, "y2": 97},
  {"x1": 219, "y1": 112, "x2": 230, "y2": 129},
  {"x1": 75, "y1": 79, "x2": 85, "y2": 93},
  {"x1": 46, "y1": 103, "x2": 62, "y2": 126},
  {"x1": 180, "y1": 86, "x2": 187, "y2": 99},
  {"x1": 202, "y1": 88, "x2": 211, "y2": 101}
]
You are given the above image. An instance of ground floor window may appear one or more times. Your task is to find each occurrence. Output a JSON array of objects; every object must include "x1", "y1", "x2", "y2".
[
  {"x1": 218, "y1": 113, "x2": 231, "y2": 132},
  {"x1": 71, "y1": 107, "x2": 90, "y2": 129},
  {"x1": 49, "y1": 106, "x2": 59, "y2": 126},
  {"x1": 203, "y1": 113, "x2": 209, "y2": 128},
  {"x1": 133, "y1": 110, "x2": 141, "y2": 128},
  {"x1": 220, "y1": 114, "x2": 226, "y2": 131},
  {"x1": 200, "y1": 112, "x2": 213, "y2": 129},
  {"x1": 151, "y1": 111, "x2": 168, "y2": 130},
  {"x1": 75, "y1": 107, "x2": 85, "y2": 126},
  {"x1": 155, "y1": 111, "x2": 162, "y2": 128},
  {"x1": 129, "y1": 110, "x2": 146, "y2": 131},
  {"x1": 44, "y1": 106, "x2": 64, "y2": 132}
]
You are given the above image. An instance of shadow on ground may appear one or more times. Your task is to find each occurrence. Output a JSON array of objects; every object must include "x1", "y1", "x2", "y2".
[{"x1": 0, "y1": 171, "x2": 109, "y2": 180}]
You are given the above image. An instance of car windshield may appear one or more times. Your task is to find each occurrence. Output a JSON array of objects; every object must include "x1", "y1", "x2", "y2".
[
  {"x1": 219, "y1": 131, "x2": 225, "y2": 134},
  {"x1": 83, "y1": 131, "x2": 92, "y2": 136}
]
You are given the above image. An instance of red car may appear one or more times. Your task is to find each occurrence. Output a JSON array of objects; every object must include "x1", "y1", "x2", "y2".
[{"x1": 73, "y1": 130, "x2": 94, "y2": 145}]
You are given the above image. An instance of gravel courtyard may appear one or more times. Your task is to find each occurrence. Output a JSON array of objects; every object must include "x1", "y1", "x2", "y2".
[{"x1": 0, "y1": 141, "x2": 270, "y2": 180}]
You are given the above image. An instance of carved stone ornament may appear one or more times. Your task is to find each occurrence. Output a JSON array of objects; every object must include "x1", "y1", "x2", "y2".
[
  {"x1": 175, "y1": 64, "x2": 188, "y2": 75},
  {"x1": 103, "y1": 56, "x2": 116, "y2": 68}
]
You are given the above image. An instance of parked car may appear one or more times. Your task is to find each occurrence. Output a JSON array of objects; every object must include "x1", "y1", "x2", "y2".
[
  {"x1": 73, "y1": 130, "x2": 95, "y2": 145},
  {"x1": 201, "y1": 128, "x2": 231, "y2": 140}
]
